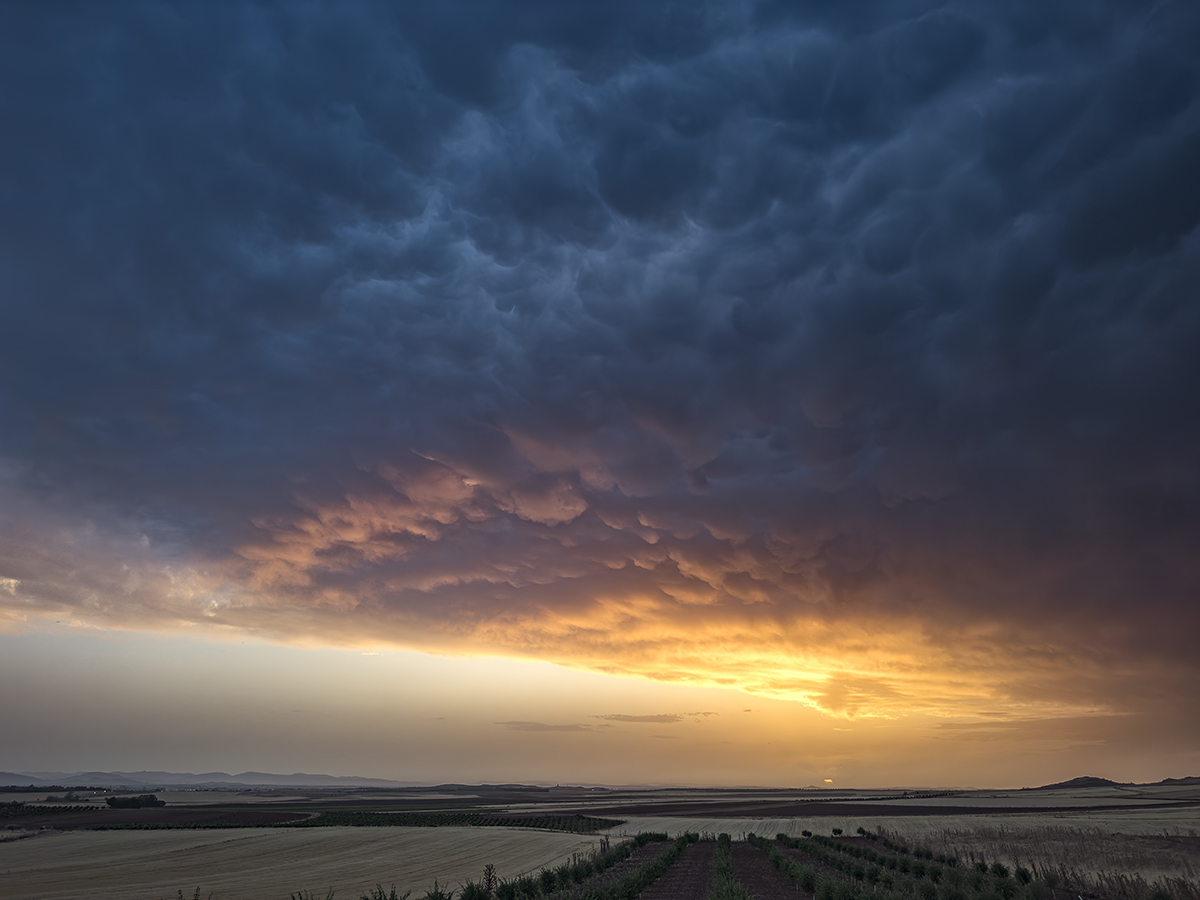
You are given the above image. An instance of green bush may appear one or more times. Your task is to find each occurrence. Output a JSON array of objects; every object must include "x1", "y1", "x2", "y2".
[{"x1": 361, "y1": 887, "x2": 409, "y2": 900}]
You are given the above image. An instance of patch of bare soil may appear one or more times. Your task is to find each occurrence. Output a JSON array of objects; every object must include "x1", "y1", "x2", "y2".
[
  {"x1": 639, "y1": 840, "x2": 716, "y2": 900},
  {"x1": 732, "y1": 842, "x2": 810, "y2": 900},
  {"x1": 5, "y1": 807, "x2": 311, "y2": 829}
]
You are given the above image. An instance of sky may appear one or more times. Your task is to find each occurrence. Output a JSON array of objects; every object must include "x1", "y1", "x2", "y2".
[{"x1": 1, "y1": 0, "x2": 1198, "y2": 789}]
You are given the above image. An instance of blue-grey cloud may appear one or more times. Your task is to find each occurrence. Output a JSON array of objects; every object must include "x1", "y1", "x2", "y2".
[{"x1": 1, "y1": 0, "x2": 1198, "y2": 727}]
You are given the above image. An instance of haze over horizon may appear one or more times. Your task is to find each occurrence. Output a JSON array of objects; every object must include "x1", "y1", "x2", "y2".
[
  {"x1": 2, "y1": 1, "x2": 1197, "y2": 788},
  {"x1": 5, "y1": 767, "x2": 1182, "y2": 792}
]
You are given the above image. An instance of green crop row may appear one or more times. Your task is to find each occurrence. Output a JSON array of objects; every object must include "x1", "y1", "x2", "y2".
[
  {"x1": 753, "y1": 833, "x2": 1046, "y2": 900},
  {"x1": 707, "y1": 833, "x2": 752, "y2": 900},
  {"x1": 798, "y1": 833, "x2": 1041, "y2": 891},
  {"x1": 809, "y1": 832, "x2": 957, "y2": 869},
  {"x1": 488, "y1": 832, "x2": 671, "y2": 900},
  {"x1": 554, "y1": 832, "x2": 698, "y2": 900},
  {"x1": 794, "y1": 833, "x2": 959, "y2": 880}
]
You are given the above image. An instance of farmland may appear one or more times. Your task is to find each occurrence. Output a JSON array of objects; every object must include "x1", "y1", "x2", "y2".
[{"x1": 0, "y1": 780, "x2": 1196, "y2": 900}]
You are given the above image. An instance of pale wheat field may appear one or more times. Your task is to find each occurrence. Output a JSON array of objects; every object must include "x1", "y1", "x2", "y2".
[{"x1": 0, "y1": 826, "x2": 601, "y2": 900}]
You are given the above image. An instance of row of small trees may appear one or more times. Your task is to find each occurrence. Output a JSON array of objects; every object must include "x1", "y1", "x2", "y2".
[{"x1": 106, "y1": 794, "x2": 166, "y2": 809}]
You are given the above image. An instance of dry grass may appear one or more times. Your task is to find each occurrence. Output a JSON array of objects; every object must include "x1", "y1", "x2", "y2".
[{"x1": 0, "y1": 826, "x2": 603, "y2": 900}]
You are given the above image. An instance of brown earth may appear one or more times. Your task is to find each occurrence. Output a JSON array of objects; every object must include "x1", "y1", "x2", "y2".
[
  {"x1": 640, "y1": 840, "x2": 716, "y2": 900},
  {"x1": 4, "y1": 806, "x2": 312, "y2": 830},
  {"x1": 732, "y1": 841, "x2": 810, "y2": 900}
]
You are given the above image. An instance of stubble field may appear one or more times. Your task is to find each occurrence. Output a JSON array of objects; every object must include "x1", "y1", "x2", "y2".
[
  {"x1": 1, "y1": 780, "x2": 1197, "y2": 900},
  {"x1": 0, "y1": 826, "x2": 601, "y2": 900}
]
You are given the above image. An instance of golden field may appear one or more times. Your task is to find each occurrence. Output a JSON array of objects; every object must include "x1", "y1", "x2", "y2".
[
  {"x1": 1, "y1": 780, "x2": 1197, "y2": 900},
  {"x1": 0, "y1": 826, "x2": 600, "y2": 900}
]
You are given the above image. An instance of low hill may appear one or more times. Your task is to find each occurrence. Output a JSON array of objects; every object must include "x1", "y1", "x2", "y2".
[{"x1": 1028, "y1": 776, "x2": 1125, "y2": 790}]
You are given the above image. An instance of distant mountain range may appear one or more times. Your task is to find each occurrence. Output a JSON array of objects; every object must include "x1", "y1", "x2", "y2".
[
  {"x1": 2, "y1": 770, "x2": 1196, "y2": 791},
  {"x1": 0, "y1": 770, "x2": 414, "y2": 789}
]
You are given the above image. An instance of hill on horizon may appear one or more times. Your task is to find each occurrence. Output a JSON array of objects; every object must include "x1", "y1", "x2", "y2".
[{"x1": 1028, "y1": 776, "x2": 1125, "y2": 790}]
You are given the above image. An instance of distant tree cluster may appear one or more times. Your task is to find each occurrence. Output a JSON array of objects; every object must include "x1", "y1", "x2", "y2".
[{"x1": 106, "y1": 794, "x2": 166, "y2": 809}]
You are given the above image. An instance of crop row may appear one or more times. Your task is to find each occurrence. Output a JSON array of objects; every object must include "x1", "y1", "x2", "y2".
[
  {"x1": 708, "y1": 833, "x2": 753, "y2": 900},
  {"x1": 795, "y1": 831, "x2": 1043, "y2": 892},
  {"x1": 550, "y1": 832, "x2": 698, "y2": 900},
  {"x1": 285, "y1": 812, "x2": 624, "y2": 833},
  {"x1": 0, "y1": 802, "x2": 94, "y2": 818},
  {"x1": 754, "y1": 833, "x2": 1048, "y2": 900},
  {"x1": 469, "y1": 831, "x2": 674, "y2": 900},
  {"x1": 785, "y1": 833, "x2": 962, "y2": 882}
]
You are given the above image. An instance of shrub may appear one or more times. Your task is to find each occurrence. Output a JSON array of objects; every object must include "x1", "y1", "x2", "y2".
[
  {"x1": 361, "y1": 888, "x2": 410, "y2": 900},
  {"x1": 107, "y1": 794, "x2": 166, "y2": 809}
]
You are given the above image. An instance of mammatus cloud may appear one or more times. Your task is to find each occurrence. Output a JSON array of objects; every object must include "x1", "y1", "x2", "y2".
[{"x1": 1, "y1": 1, "x2": 1198, "y2": 734}]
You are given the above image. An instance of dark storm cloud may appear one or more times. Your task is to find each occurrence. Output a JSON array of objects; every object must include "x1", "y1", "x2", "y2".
[{"x1": 2, "y1": 1, "x2": 1199, "y2": 719}]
